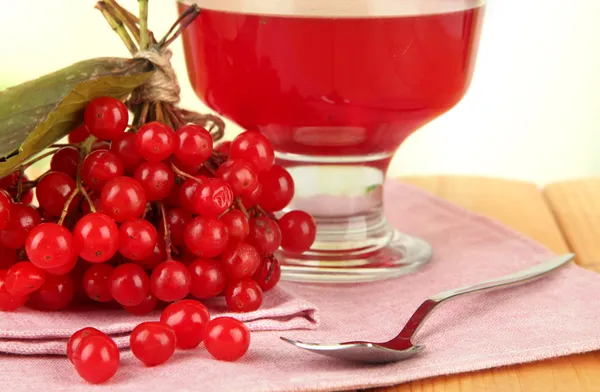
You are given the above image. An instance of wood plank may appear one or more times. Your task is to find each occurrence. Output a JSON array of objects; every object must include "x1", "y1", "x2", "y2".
[
  {"x1": 544, "y1": 179, "x2": 600, "y2": 272},
  {"x1": 369, "y1": 175, "x2": 600, "y2": 392}
]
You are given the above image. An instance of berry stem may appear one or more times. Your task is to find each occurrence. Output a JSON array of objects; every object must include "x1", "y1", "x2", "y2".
[
  {"x1": 254, "y1": 205, "x2": 278, "y2": 222},
  {"x1": 138, "y1": 0, "x2": 149, "y2": 50},
  {"x1": 164, "y1": 105, "x2": 185, "y2": 129},
  {"x1": 170, "y1": 161, "x2": 203, "y2": 183},
  {"x1": 137, "y1": 102, "x2": 150, "y2": 127},
  {"x1": 235, "y1": 198, "x2": 249, "y2": 218},
  {"x1": 57, "y1": 188, "x2": 81, "y2": 226},
  {"x1": 50, "y1": 143, "x2": 76, "y2": 148},
  {"x1": 96, "y1": 2, "x2": 138, "y2": 55},
  {"x1": 78, "y1": 137, "x2": 97, "y2": 213},
  {"x1": 104, "y1": 0, "x2": 143, "y2": 45},
  {"x1": 157, "y1": 4, "x2": 200, "y2": 49},
  {"x1": 21, "y1": 149, "x2": 60, "y2": 168},
  {"x1": 159, "y1": 202, "x2": 173, "y2": 261},
  {"x1": 155, "y1": 101, "x2": 165, "y2": 124}
]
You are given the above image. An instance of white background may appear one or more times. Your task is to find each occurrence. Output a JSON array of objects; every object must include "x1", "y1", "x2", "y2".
[{"x1": 1, "y1": 0, "x2": 599, "y2": 185}]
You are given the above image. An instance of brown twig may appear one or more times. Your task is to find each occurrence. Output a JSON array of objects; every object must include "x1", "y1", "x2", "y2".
[
  {"x1": 137, "y1": 102, "x2": 150, "y2": 126},
  {"x1": 157, "y1": 4, "x2": 200, "y2": 49},
  {"x1": 155, "y1": 101, "x2": 165, "y2": 124},
  {"x1": 78, "y1": 137, "x2": 97, "y2": 213},
  {"x1": 170, "y1": 161, "x2": 203, "y2": 182},
  {"x1": 159, "y1": 202, "x2": 172, "y2": 260},
  {"x1": 57, "y1": 188, "x2": 81, "y2": 226},
  {"x1": 235, "y1": 198, "x2": 249, "y2": 218}
]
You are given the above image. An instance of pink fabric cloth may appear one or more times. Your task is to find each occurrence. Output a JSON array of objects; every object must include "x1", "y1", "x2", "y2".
[{"x1": 1, "y1": 180, "x2": 600, "y2": 391}]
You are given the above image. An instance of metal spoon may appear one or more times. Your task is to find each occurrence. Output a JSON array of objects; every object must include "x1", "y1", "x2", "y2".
[{"x1": 281, "y1": 253, "x2": 575, "y2": 364}]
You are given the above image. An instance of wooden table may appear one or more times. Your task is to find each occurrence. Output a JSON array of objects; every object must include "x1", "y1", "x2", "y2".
[{"x1": 374, "y1": 176, "x2": 600, "y2": 392}]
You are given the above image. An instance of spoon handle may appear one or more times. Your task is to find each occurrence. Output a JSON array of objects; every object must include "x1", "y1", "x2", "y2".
[{"x1": 393, "y1": 253, "x2": 575, "y2": 342}]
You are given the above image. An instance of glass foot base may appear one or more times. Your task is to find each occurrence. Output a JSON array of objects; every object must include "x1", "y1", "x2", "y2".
[{"x1": 278, "y1": 230, "x2": 433, "y2": 283}]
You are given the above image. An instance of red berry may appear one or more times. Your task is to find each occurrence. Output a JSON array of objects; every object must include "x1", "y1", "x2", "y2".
[
  {"x1": 253, "y1": 257, "x2": 281, "y2": 292},
  {"x1": 84, "y1": 96, "x2": 128, "y2": 141},
  {"x1": 67, "y1": 327, "x2": 103, "y2": 364},
  {"x1": 164, "y1": 179, "x2": 183, "y2": 208},
  {"x1": 28, "y1": 273, "x2": 75, "y2": 311},
  {"x1": 184, "y1": 216, "x2": 229, "y2": 258},
  {"x1": 216, "y1": 159, "x2": 259, "y2": 197},
  {"x1": 230, "y1": 131, "x2": 275, "y2": 173},
  {"x1": 110, "y1": 132, "x2": 143, "y2": 171},
  {"x1": 278, "y1": 211, "x2": 317, "y2": 253},
  {"x1": 247, "y1": 216, "x2": 282, "y2": 255},
  {"x1": 135, "y1": 122, "x2": 175, "y2": 162},
  {"x1": 225, "y1": 278, "x2": 263, "y2": 312},
  {"x1": 82, "y1": 150, "x2": 125, "y2": 192},
  {"x1": 73, "y1": 334, "x2": 120, "y2": 384},
  {"x1": 81, "y1": 193, "x2": 103, "y2": 216},
  {"x1": 68, "y1": 124, "x2": 91, "y2": 144},
  {"x1": 110, "y1": 263, "x2": 150, "y2": 307},
  {"x1": 44, "y1": 255, "x2": 78, "y2": 276},
  {"x1": 133, "y1": 238, "x2": 167, "y2": 270},
  {"x1": 174, "y1": 124, "x2": 213, "y2": 166},
  {"x1": 123, "y1": 292, "x2": 158, "y2": 315},
  {"x1": 221, "y1": 243, "x2": 261, "y2": 280},
  {"x1": 4, "y1": 261, "x2": 46, "y2": 296},
  {"x1": 83, "y1": 263, "x2": 114, "y2": 302},
  {"x1": 118, "y1": 219, "x2": 157, "y2": 261},
  {"x1": 240, "y1": 182, "x2": 262, "y2": 209},
  {"x1": 0, "y1": 203, "x2": 40, "y2": 249},
  {"x1": 188, "y1": 258, "x2": 226, "y2": 299},
  {"x1": 163, "y1": 207, "x2": 191, "y2": 247},
  {"x1": 73, "y1": 213, "x2": 119, "y2": 263},
  {"x1": 26, "y1": 223, "x2": 75, "y2": 269},
  {"x1": 160, "y1": 299, "x2": 210, "y2": 349},
  {"x1": 133, "y1": 161, "x2": 175, "y2": 201},
  {"x1": 130, "y1": 322, "x2": 176, "y2": 366},
  {"x1": 192, "y1": 178, "x2": 233, "y2": 218},
  {"x1": 214, "y1": 141, "x2": 231, "y2": 156},
  {"x1": 0, "y1": 191, "x2": 11, "y2": 231},
  {"x1": 179, "y1": 177, "x2": 203, "y2": 213},
  {"x1": 50, "y1": 146, "x2": 79, "y2": 178},
  {"x1": 221, "y1": 210, "x2": 249, "y2": 245},
  {"x1": 0, "y1": 246, "x2": 17, "y2": 269},
  {"x1": 36, "y1": 171, "x2": 77, "y2": 217},
  {"x1": 101, "y1": 177, "x2": 147, "y2": 222},
  {"x1": 0, "y1": 270, "x2": 27, "y2": 311},
  {"x1": 204, "y1": 317, "x2": 250, "y2": 361},
  {"x1": 150, "y1": 260, "x2": 192, "y2": 302},
  {"x1": 258, "y1": 165, "x2": 295, "y2": 212}
]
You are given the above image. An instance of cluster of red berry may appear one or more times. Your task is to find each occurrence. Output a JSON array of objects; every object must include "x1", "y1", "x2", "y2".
[
  {"x1": 0, "y1": 96, "x2": 317, "y2": 315},
  {"x1": 68, "y1": 299, "x2": 250, "y2": 384}
]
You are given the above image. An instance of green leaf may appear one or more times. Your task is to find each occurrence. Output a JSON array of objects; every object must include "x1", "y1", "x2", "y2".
[{"x1": 0, "y1": 57, "x2": 153, "y2": 177}]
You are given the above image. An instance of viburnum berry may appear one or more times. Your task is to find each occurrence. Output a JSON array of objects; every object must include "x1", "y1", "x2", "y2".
[
  {"x1": 0, "y1": 190, "x2": 11, "y2": 231},
  {"x1": 130, "y1": 322, "x2": 177, "y2": 366},
  {"x1": 0, "y1": 270, "x2": 28, "y2": 311},
  {"x1": 67, "y1": 327, "x2": 103, "y2": 364},
  {"x1": 28, "y1": 273, "x2": 75, "y2": 311},
  {"x1": 184, "y1": 216, "x2": 229, "y2": 258},
  {"x1": 135, "y1": 121, "x2": 175, "y2": 162},
  {"x1": 220, "y1": 209, "x2": 249, "y2": 245},
  {"x1": 278, "y1": 211, "x2": 317, "y2": 253},
  {"x1": 188, "y1": 258, "x2": 226, "y2": 299},
  {"x1": 150, "y1": 260, "x2": 192, "y2": 302},
  {"x1": 0, "y1": 203, "x2": 40, "y2": 249},
  {"x1": 253, "y1": 257, "x2": 281, "y2": 292},
  {"x1": 44, "y1": 254, "x2": 78, "y2": 276},
  {"x1": 73, "y1": 213, "x2": 119, "y2": 263},
  {"x1": 240, "y1": 182, "x2": 262, "y2": 209},
  {"x1": 110, "y1": 132, "x2": 143, "y2": 171},
  {"x1": 101, "y1": 177, "x2": 147, "y2": 222},
  {"x1": 109, "y1": 263, "x2": 150, "y2": 307},
  {"x1": 192, "y1": 178, "x2": 234, "y2": 218},
  {"x1": 225, "y1": 278, "x2": 263, "y2": 312},
  {"x1": 123, "y1": 292, "x2": 158, "y2": 315},
  {"x1": 118, "y1": 219, "x2": 157, "y2": 261},
  {"x1": 164, "y1": 179, "x2": 183, "y2": 208},
  {"x1": 257, "y1": 165, "x2": 295, "y2": 212},
  {"x1": 50, "y1": 146, "x2": 79, "y2": 178},
  {"x1": 82, "y1": 263, "x2": 114, "y2": 302},
  {"x1": 230, "y1": 131, "x2": 275, "y2": 173},
  {"x1": 162, "y1": 207, "x2": 191, "y2": 247},
  {"x1": 26, "y1": 223, "x2": 75, "y2": 269},
  {"x1": 214, "y1": 141, "x2": 231, "y2": 156},
  {"x1": 174, "y1": 124, "x2": 213, "y2": 166},
  {"x1": 160, "y1": 299, "x2": 210, "y2": 349},
  {"x1": 36, "y1": 171, "x2": 77, "y2": 217},
  {"x1": 84, "y1": 96, "x2": 129, "y2": 141},
  {"x1": 133, "y1": 161, "x2": 175, "y2": 201},
  {"x1": 133, "y1": 238, "x2": 167, "y2": 270},
  {"x1": 73, "y1": 333, "x2": 120, "y2": 384},
  {"x1": 216, "y1": 159, "x2": 259, "y2": 197},
  {"x1": 221, "y1": 242, "x2": 261, "y2": 280},
  {"x1": 179, "y1": 176, "x2": 203, "y2": 213},
  {"x1": 247, "y1": 216, "x2": 282, "y2": 255},
  {"x1": 0, "y1": 246, "x2": 17, "y2": 270},
  {"x1": 82, "y1": 150, "x2": 125, "y2": 192},
  {"x1": 68, "y1": 124, "x2": 91, "y2": 144},
  {"x1": 4, "y1": 261, "x2": 46, "y2": 296},
  {"x1": 204, "y1": 317, "x2": 251, "y2": 361}
]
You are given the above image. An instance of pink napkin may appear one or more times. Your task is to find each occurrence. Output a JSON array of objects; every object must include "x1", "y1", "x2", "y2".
[{"x1": 2, "y1": 180, "x2": 600, "y2": 392}]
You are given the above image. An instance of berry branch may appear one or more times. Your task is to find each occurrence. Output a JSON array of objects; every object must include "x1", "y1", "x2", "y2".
[{"x1": 159, "y1": 202, "x2": 172, "y2": 261}]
